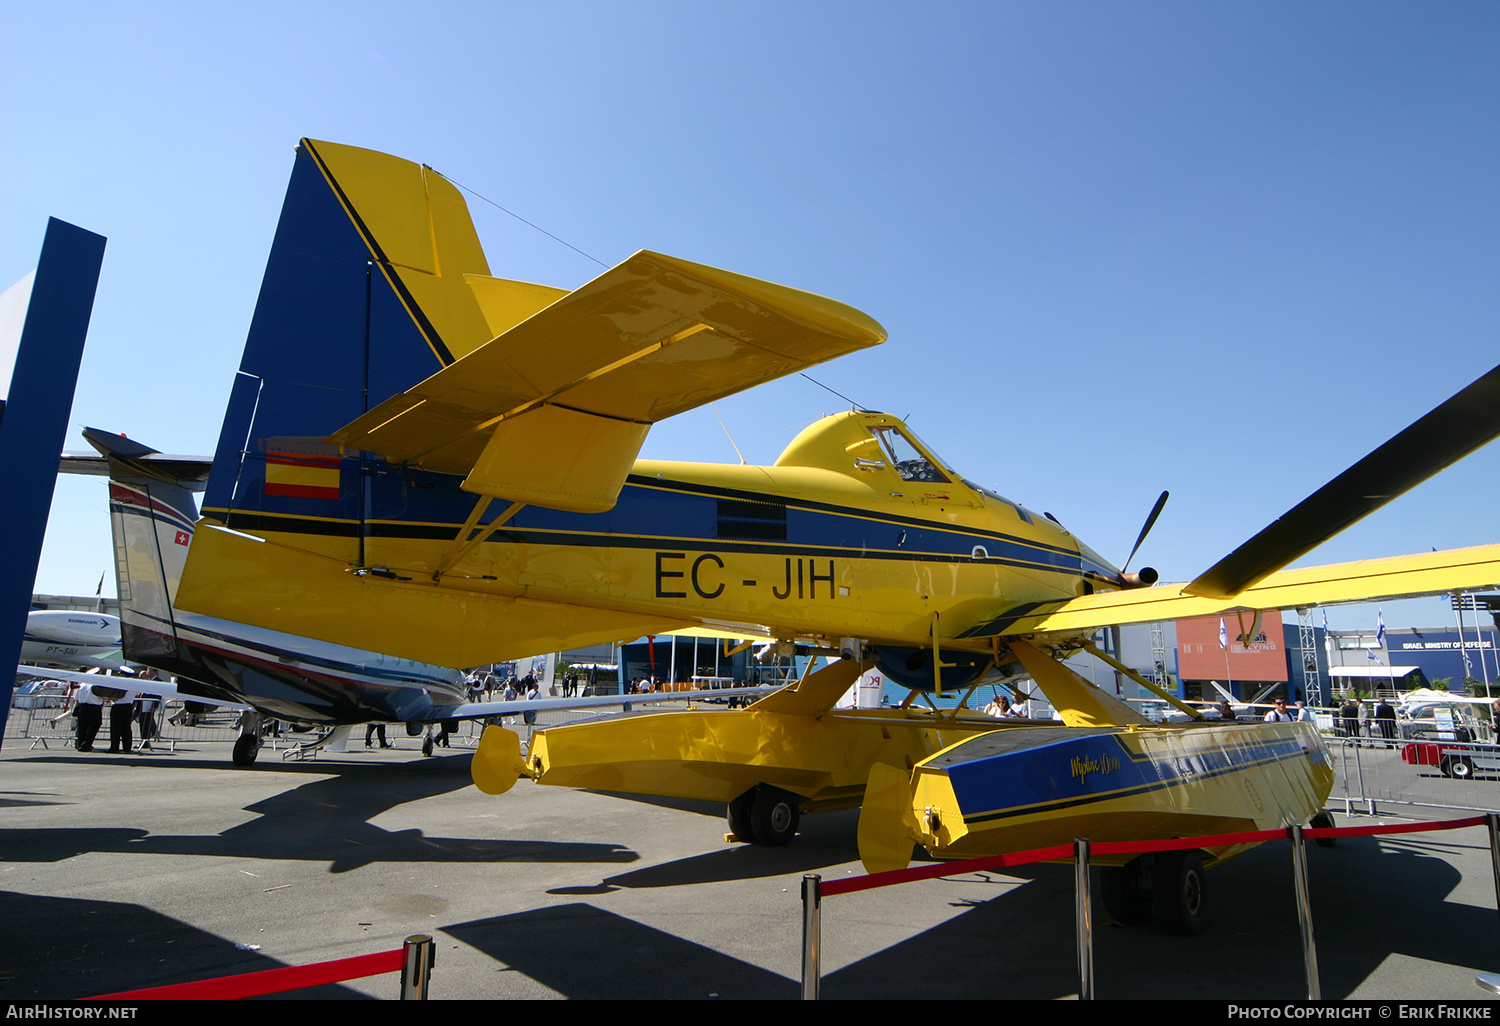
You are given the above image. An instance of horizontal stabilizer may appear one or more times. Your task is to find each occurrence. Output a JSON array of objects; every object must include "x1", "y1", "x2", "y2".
[
  {"x1": 326, "y1": 250, "x2": 886, "y2": 508},
  {"x1": 61, "y1": 429, "x2": 212, "y2": 491}
]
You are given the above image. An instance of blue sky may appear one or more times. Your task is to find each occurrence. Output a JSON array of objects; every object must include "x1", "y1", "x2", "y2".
[{"x1": 4, "y1": 2, "x2": 1496, "y2": 632}]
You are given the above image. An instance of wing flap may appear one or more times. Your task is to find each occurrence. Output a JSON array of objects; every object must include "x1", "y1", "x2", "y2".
[
  {"x1": 325, "y1": 250, "x2": 886, "y2": 480},
  {"x1": 994, "y1": 543, "x2": 1500, "y2": 636}
]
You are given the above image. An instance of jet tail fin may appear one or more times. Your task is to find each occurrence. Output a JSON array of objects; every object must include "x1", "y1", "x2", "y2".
[{"x1": 81, "y1": 428, "x2": 202, "y2": 665}]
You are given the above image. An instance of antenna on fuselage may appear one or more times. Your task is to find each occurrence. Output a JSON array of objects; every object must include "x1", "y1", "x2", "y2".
[
  {"x1": 709, "y1": 403, "x2": 747, "y2": 465},
  {"x1": 799, "y1": 372, "x2": 867, "y2": 412}
]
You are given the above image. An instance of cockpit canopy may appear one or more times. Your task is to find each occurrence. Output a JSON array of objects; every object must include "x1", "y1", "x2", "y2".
[{"x1": 774, "y1": 410, "x2": 1044, "y2": 525}]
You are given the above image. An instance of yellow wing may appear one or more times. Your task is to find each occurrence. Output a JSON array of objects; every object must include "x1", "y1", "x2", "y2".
[
  {"x1": 325, "y1": 250, "x2": 886, "y2": 512},
  {"x1": 991, "y1": 543, "x2": 1500, "y2": 637},
  {"x1": 300, "y1": 137, "x2": 886, "y2": 514}
]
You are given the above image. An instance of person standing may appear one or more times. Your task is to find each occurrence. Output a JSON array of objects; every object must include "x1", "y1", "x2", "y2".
[
  {"x1": 1264, "y1": 698, "x2": 1295, "y2": 722},
  {"x1": 106, "y1": 688, "x2": 137, "y2": 753},
  {"x1": 55, "y1": 681, "x2": 106, "y2": 752},
  {"x1": 1375, "y1": 699, "x2": 1397, "y2": 743},
  {"x1": 1340, "y1": 696, "x2": 1359, "y2": 737},
  {"x1": 523, "y1": 677, "x2": 540, "y2": 731}
]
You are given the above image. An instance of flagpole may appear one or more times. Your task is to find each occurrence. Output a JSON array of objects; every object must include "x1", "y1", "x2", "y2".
[
  {"x1": 1220, "y1": 617, "x2": 1233, "y2": 708},
  {"x1": 1379, "y1": 609, "x2": 1393, "y2": 696}
]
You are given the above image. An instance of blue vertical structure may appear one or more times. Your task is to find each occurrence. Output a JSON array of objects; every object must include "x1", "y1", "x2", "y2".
[{"x1": 0, "y1": 218, "x2": 107, "y2": 744}]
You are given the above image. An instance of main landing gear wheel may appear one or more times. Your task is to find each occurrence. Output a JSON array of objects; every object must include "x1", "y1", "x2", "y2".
[
  {"x1": 1310, "y1": 810, "x2": 1337, "y2": 848},
  {"x1": 421, "y1": 735, "x2": 434, "y2": 757},
  {"x1": 232, "y1": 734, "x2": 261, "y2": 766},
  {"x1": 750, "y1": 785, "x2": 801, "y2": 846},
  {"x1": 727, "y1": 789, "x2": 757, "y2": 844},
  {"x1": 1152, "y1": 849, "x2": 1207, "y2": 936},
  {"x1": 1099, "y1": 857, "x2": 1152, "y2": 926}
]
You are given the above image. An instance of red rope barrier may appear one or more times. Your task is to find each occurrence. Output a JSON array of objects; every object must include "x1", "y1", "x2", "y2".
[
  {"x1": 820, "y1": 815, "x2": 1489, "y2": 898},
  {"x1": 86, "y1": 947, "x2": 405, "y2": 1001},
  {"x1": 1304, "y1": 814, "x2": 1483, "y2": 840}
]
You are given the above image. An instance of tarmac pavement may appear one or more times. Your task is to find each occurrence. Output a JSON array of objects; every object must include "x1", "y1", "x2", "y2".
[{"x1": 3, "y1": 735, "x2": 1500, "y2": 1001}]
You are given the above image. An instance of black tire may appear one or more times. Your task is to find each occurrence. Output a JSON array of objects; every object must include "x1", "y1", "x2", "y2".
[
  {"x1": 750, "y1": 786, "x2": 800, "y2": 846},
  {"x1": 231, "y1": 734, "x2": 259, "y2": 767},
  {"x1": 1099, "y1": 859, "x2": 1152, "y2": 926},
  {"x1": 1447, "y1": 756, "x2": 1475, "y2": 779},
  {"x1": 421, "y1": 736, "x2": 434, "y2": 757},
  {"x1": 1152, "y1": 849, "x2": 1207, "y2": 936},
  {"x1": 1311, "y1": 811, "x2": 1337, "y2": 848},
  {"x1": 726, "y1": 789, "x2": 757, "y2": 844}
]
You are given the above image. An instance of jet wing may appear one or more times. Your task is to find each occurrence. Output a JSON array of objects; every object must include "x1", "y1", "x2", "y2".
[
  {"x1": 325, "y1": 249, "x2": 886, "y2": 512},
  {"x1": 17, "y1": 665, "x2": 249, "y2": 710},
  {"x1": 417, "y1": 684, "x2": 780, "y2": 721},
  {"x1": 966, "y1": 542, "x2": 1500, "y2": 637}
]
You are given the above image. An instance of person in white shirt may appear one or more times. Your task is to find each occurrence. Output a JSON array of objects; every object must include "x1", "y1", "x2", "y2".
[
  {"x1": 1264, "y1": 697, "x2": 1295, "y2": 723},
  {"x1": 54, "y1": 682, "x2": 106, "y2": 751}
]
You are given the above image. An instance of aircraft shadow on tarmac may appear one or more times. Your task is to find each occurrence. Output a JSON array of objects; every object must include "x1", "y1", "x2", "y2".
[
  {"x1": 0, "y1": 890, "x2": 373, "y2": 1000},
  {"x1": 834, "y1": 835, "x2": 1497, "y2": 1000},
  {"x1": 0, "y1": 758, "x2": 638, "y2": 874},
  {"x1": 444, "y1": 902, "x2": 792, "y2": 999},
  {"x1": 0, "y1": 791, "x2": 72, "y2": 809},
  {"x1": 473, "y1": 834, "x2": 1496, "y2": 1000},
  {"x1": 548, "y1": 808, "x2": 870, "y2": 894}
]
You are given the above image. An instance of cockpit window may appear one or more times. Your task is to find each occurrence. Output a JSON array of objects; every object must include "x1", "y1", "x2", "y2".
[{"x1": 871, "y1": 426, "x2": 950, "y2": 483}]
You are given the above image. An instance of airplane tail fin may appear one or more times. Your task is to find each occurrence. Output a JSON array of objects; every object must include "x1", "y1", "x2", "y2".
[
  {"x1": 201, "y1": 138, "x2": 505, "y2": 532},
  {"x1": 83, "y1": 428, "x2": 201, "y2": 664}
]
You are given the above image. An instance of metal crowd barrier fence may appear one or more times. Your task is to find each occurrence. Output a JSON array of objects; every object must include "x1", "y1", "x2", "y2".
[
  {"x1": 85, "y1": 934, "x2": 435, "y2": 1000},
  {"x1": 799, "y1": 815, "x2": 1490, "y2": 1001},
  {"x1": 9, "y1": 691, "x2": 723, "y2": 755},
  {"x1": 6, "y1": 690, "x2": 249, "y2": 748},
  {"x1": 1336, "y1": 736, "x2": 1500, "y2": 817}
]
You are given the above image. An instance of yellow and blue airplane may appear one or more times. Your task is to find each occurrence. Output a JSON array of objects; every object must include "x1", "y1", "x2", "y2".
[{"x1": 165, "y1": 139, "x2": 1500, "y2": 933}]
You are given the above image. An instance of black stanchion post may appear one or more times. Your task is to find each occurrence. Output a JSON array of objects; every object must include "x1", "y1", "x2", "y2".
[
  {"x1": 1476, "y1": 814, "x2": 1500, "y2": 994},
  {"x1": 1075, "y1": 838, "x2": 1093, "y2": 1001},
  {"x1": 802, "y1": 873, "x2": 821, "y2": 1000},
  {"x1": 1288, "y1": 825, "x2": 1321, "y2": 1000},
  {"x1": 400, "y1": 934, "x2": 435, "y2": 1000}
]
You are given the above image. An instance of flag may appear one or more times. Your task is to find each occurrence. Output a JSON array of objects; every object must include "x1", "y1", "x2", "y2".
[
  {"x1": 264, "y1": 449, "x2": 341, "y2": 500},
  {"x1": 1376, "y1": 610, "x2": 1386, "y2": 647},
  {"x1": 1219, "y1": 618, "x2": 1228, "y2": 650}
]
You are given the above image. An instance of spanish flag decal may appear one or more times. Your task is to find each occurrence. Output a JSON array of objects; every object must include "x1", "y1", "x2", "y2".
[{"x1": 265, "y1": 450, "x2": 341, "y2": 500}]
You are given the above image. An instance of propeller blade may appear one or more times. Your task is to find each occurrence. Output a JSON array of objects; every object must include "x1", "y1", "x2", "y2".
[
  {"x1": 1122, "y1": 490, "x2": 1169, "y2": 572},
  {"x1": 1186, "y1": 361, "x2": 1500, "y2": 601}
]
